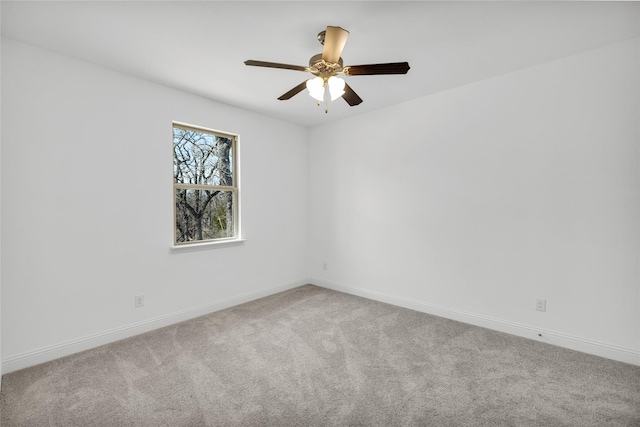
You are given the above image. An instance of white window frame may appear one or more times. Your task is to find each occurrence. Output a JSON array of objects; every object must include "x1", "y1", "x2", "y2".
[{"x1": 172, "y1": 121, "x2": 241, "y2": 248}]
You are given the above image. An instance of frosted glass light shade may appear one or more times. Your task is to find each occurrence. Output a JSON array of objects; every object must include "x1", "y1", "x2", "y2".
[
  {"x1": 328, "y1": 76, "x2": 345, "y2": 101},
  {"x1": 306, "y1": 77, "x2": 325, "y2": 101}
]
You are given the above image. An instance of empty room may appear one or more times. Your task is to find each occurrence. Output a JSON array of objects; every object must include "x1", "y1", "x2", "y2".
[{"x1": 1, "y1": 1, "x2": 639, "y2": 425}]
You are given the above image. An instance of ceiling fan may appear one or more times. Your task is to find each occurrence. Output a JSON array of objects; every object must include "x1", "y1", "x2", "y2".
[{"x1": 244, "y1": 26, "x2": 410, "y2": 112}]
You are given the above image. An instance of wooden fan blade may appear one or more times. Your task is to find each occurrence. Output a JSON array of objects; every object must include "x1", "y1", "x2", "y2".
[
  {"x1": 342, "y1": 82, "x2": 363, "y2": 106},
  {"x1": 343, "y1": 62, "x2": 410, "y2": 76},
  {"x1": 278, "y1": 81, "x2": 308, "y2": 100},
  {"x1": 245, "y1": 60, "x2": 308, "y2": 72},
  {"x1": 322, "y1": 26, "x2": 349, "y2": 64}
]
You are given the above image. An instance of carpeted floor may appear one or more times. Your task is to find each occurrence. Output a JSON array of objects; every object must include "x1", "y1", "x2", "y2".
[{"x1": 1, "y1": 284, "x2": 639, "y2": 426}]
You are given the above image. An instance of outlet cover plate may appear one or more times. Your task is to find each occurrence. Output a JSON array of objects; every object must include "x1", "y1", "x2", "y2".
[{"x1": 135, "y1": 295, "x2": 144, "y2": 307}]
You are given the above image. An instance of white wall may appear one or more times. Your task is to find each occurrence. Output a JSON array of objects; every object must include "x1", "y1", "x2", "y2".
[
  {"x1": 1, "y1": 38, "x2": 310, "y2": 372},
  {"x1": 0, "y1": 23, "x2": 3, "y2": 384},
  {"x1": 2, "y1": 35, "x2": 639, "y2": 372},
  {"x1": 309, "y1": 38, "x2": 640, "y2": 365}
]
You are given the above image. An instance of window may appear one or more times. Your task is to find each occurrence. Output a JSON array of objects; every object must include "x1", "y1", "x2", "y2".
[{"x1": 173, "y1": 122, "x2": 239, "y2": 245}]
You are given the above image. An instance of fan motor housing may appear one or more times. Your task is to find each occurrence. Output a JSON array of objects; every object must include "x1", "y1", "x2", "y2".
[{"x1": 309, "y1": 53, "x2": 343, "y2": 77}]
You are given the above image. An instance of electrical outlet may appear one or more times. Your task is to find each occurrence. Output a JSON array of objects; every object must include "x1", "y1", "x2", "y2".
[
  {"x1": 535, "y1": 298, "x2": 546, "y2": 312},
  {"x1": 135, "y1": 295, "x2": 144, "y2": 308}
]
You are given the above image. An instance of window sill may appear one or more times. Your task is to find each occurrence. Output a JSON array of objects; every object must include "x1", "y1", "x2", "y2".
[{"x1": 170, "y1": 238, "x2": 246, "y2": 253}]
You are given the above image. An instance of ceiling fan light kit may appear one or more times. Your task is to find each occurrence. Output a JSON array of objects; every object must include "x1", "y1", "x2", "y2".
[
  {"x1": 245, "y1": 26, "x2": 410, "y2": 113},
  {"x1": 307, "y1": 76, "x2": 345, "y2": 103}
]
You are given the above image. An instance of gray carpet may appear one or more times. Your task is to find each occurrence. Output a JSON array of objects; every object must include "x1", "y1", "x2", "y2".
[{"x1": 1, "y1": 284, "x2": 639, "y2": 426}]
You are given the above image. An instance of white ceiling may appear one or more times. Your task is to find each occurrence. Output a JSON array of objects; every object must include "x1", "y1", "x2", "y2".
[{"x1": 2, "y1": 1, "x2": 639, "y2": 128}]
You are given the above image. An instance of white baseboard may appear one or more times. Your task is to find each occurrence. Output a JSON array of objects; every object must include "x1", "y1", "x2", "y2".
[
  {"x1": 312, "y1": 278, "x2": 640, "y2": 367},
  {"x1": 5, "y1": 278, "x2": 637, "y2": 374},
  {"x1": 2, "y1": 278, "x2": 309, "y2": 374}
]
